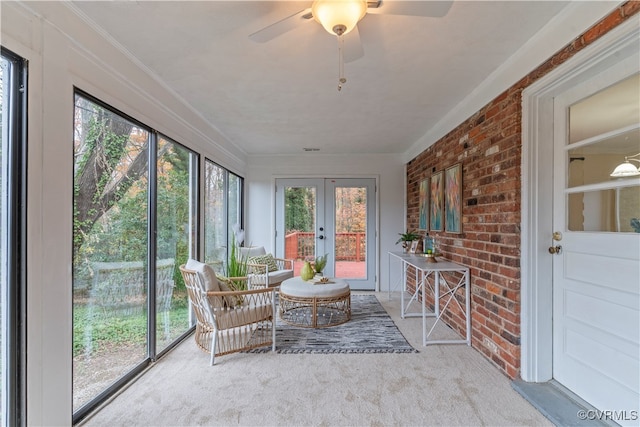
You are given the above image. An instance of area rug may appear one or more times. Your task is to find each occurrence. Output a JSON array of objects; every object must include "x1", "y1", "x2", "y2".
[{"x1": 249, "y1": 294, "x2": 418, "y2": 354}]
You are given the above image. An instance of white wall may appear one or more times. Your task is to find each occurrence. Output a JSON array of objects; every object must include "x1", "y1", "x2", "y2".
[
  {"x1": 2, "y1": 2, "x2": 247, "y2": 424},
  {"x1": 2, "y1": 3, "x2": 408, "y2": 423},
  {"x1": 245, "y1": 153, "x2": 406, "y2": 292}
]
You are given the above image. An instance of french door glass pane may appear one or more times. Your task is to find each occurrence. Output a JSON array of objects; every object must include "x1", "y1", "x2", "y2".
[
  {"x1": 204, "y1": 162, "x2": 226, "y2": 273},
  {"x1": 284, "y1": 186, "x2": 316, "y2": 275},
  {"x1": 334, "y1": 186, "x2": 366, "y2": 279},
  {"x1": 156, "y1": 137, "x2": 196, "y2": 352},
  {"x1": 73, "y1": 95, "x2": 149, "y2": 411}
]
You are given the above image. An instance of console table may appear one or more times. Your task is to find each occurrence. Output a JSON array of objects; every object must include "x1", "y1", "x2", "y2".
[{"x1": 388, "y1": 251, "x2": 471, "y2": 346}]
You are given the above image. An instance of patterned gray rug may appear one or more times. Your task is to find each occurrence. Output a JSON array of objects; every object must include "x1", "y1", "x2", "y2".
[{"x1": 250, "y1": 294, "x2": 418, "y2": 354}]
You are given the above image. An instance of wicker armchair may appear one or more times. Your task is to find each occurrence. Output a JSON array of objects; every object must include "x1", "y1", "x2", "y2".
[
  {"x1": 239, "y1": 246, "x2": 294, "y2": 288},
  {"x1": 179, "y1": 260, "x2": 276, "y2": 365}
]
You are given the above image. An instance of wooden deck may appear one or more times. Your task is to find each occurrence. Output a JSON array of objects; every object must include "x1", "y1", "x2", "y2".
[{"x1": 293, "y1": 261, "x2": 366, "y2": 279}]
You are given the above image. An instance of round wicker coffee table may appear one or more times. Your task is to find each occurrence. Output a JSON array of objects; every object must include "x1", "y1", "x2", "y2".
[{"x1": 279, "y1": 277, "x2": 351, "y2": 328}]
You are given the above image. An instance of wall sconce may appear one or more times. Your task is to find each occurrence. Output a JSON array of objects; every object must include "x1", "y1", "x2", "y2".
[{"x1": 610, "y1": 152, "x2": 640, "y2": 177}]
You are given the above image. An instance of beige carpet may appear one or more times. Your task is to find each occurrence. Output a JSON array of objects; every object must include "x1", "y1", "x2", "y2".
[{"x1": 82, "y1": 292, "x2": 551, "y2": 427}]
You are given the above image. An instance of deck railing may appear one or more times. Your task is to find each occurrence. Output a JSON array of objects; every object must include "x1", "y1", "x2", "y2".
[{"x1": 285, "y1": 231, "x2": 366, "y2": 261}]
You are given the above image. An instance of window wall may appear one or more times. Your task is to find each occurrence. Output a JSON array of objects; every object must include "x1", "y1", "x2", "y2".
[
  {"x1": 204, "y1": 160, "x2": 243, "y2": 274},
  {"x1": 155, "y1": 136, "x2": 198, "y2": 354},
  {"x1": 1, "y1": 48, "x2": 26, "y2": 427},
  {"x1": 72, "y1": 92, "x2": 199, "y2": 421}
]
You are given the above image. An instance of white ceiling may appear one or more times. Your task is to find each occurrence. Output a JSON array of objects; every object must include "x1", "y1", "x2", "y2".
[{"x1": 68, "y1": 1, "x2": 574, "y2": 156}]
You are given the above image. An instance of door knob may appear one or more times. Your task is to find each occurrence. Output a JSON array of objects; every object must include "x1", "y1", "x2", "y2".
[
  {"x1": 548, "y1": 245, "x2": 562, "y2": 255},
  {"x1": 318, "y1": 235, "x2": 324, "y2": 240}
]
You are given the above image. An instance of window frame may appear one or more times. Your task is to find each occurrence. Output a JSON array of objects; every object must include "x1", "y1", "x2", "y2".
[{"x1": 1, "y1": 46, "x2": 28, "y2": 427}]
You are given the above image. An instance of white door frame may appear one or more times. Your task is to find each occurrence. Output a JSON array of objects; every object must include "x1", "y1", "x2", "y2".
[
  {"x1": 274, "y1": 176, "x2": 380, "y2": 291},
  {"x1": 521, "y1": 18, "x2": 640, "y2": 382}
]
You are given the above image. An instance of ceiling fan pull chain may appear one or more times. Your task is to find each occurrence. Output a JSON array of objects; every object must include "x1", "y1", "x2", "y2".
[{"x1": 337, "y1": 35, "x2": 347, "y2": 91}]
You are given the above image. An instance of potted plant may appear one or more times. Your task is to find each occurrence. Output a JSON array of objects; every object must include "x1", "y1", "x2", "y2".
[
  {"x1": 313, "y1": 253, "x2": 328, "y2": 276},
  {"x1": 225, "y1": 234, "x2": 249, "y2": 291},
  {"x1": 396, "y1": 230, "x2": 421, "y2": 252}
]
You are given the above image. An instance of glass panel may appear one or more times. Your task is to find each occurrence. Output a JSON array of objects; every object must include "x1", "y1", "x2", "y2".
[
  {"x1": 156, "y1": 137, "x2": 196, "y2": 353},
  {"x1": 568, "y1": 186, "x2": 640, "y2": 232},
  {"x1": 568, "y1": 74, "x2": 639, "y2": 188},
  {"x1": 204, "y1": 162, "x2": 226, "y2": 274},
  {"x1": 568, "y1": 126, "x2": 640, "y2": 188},
  {"x1": 567, "y1": 74, "x2": 640, "y2": 233},
  {"x1": 334, "y1": 186, "x2": 367, "y2": 279},
  {"x1": 569, "y1": 74, "x2": 639, "y2": 144},
  {"x1": 228, "y1": 172, "x2": 242, "y2": 248},
  {"x1": 73, "y1": 95, "x2": 149, "y2": 411},
  {"x1": 284, "y1": 186, "x2": 316, "y2": 276}
]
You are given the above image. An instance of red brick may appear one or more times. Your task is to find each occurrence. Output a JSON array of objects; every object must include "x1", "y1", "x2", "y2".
[{"x1": 404, "y1": 1, "x2": 639, "y2": 380}]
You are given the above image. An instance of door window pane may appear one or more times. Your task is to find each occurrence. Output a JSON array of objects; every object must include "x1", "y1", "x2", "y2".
[
  {"x1": 156, "y1": 137, "x2": 197, "y2": 352},
  {"x1": 284, "y1": 186, "x2": 316, "y2": 275},
  {"x1": 73, "y1": 95, "x2": 149, "y2": 411},
  {"x1": 567, "y1": 74, "x2": 640, "y2": 233},
  {"x1": 334, "y1": 186, "x2": 367, "y2": 279}
]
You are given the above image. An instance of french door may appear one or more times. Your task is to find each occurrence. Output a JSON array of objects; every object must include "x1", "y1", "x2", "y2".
[
  {"x1": 552, "y1": 69, "x2": 639, "y2": 423},
  {"x1": 275, "y1": 178, "x2": 376, "y2": 290}
]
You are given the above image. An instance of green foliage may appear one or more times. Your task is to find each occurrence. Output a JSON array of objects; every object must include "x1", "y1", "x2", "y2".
[
  {"x1": 285, "y1": 187, "x2": 315, "y2": 233},
  {"x1": 226, "y1": 236, "x2": 249, "y2": 290},
  {"x1": 72, "y1": 295, "x2": 189, "y2": 357},
  {"x1": 396, "y1": 230, "x2": 421, "y2": 244},
  {"x1": 314, "y1": 253, "x2": 328, "y2": 274}
]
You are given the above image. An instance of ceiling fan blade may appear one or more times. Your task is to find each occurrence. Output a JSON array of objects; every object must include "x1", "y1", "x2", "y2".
[
  {"x1": 368, "y1": 1, "x2": 453, "y2": 18},
  {"x1": 249, "y1": 8, "x2": 312, "y2": 43},
  {"x1": 344, "y1": 26, "x2": 364, "y2": 63}
]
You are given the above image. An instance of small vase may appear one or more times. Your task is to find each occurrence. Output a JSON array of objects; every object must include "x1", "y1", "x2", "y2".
[{"x1": 300, "y1": 261, "x2": 315, "y2": 281}]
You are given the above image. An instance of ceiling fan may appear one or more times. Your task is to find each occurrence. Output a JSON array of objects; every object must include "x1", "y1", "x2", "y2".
[{"x1": 249, "y1": 0, "x2": 453, "y2": 90}]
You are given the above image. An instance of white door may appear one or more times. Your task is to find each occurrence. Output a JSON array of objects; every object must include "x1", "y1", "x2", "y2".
[
  {"x1": 552, "y1": 71, "x2": 640, "y2": 423},
  {"x1": 275, "y1": 178, "x2": 377, "y2": 290}
]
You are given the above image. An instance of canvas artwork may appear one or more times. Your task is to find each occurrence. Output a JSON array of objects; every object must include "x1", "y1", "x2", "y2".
[
  {"x1": 445, "y1": 163, "x2": 462, "y2": 233},
  {"x1": 418, "y1": 177, "x2": 429, "y2": 230},
  {"x1": 429, "y1": 171, "x2": 443, "y2": 231}
]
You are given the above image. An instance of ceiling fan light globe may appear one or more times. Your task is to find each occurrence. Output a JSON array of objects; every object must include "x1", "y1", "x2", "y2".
[{"x1": 312, "y1": 0, "x2": 367, "y2": 36}]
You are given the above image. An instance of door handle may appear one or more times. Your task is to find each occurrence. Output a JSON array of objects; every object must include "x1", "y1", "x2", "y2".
[
  {"x1": 318, "y1": 235, "x2": 324, "y2": 240},
  {"x1": 548, "y1": 245, "x2": 562, "y2": 255}
]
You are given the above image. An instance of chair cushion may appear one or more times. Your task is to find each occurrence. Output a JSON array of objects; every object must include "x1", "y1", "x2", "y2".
[
  {"x1": 239, "y1": 246, "x2": 266, "y2": 258},
  {"x1": 267, "y1": 269, "x2": 294, "y2": 285},
  {"x1": 214, "y1": 304, "x2": 272, "y2": 330},
  {"x1": 248, "y1": 253, "x2": 280, "y2": 273},
  {"x1": 185, "y1": 259, "x2": 220, "y2": 292}
]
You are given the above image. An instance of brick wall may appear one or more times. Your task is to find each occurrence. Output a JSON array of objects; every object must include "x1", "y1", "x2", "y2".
[{"x1": 405, "y1": 1, "x2": 640, "y2": 379}]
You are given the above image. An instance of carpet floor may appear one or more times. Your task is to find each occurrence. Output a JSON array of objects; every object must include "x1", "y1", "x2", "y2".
[
  {"x1": 249, "y1": 294, "x2": 417, "y2": 354},
  {"x1": 82, "y1": 292, "x2": 552, "y2": 427}
]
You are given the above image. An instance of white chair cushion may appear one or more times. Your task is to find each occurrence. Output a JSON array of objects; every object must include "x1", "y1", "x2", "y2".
[
  {"x1": 185, "y1": 259, "x2": 220, "y2": 292},
  {"x1": 267, "y1": 269, "x2": 294, "y2": 284},
  {"x1": 214, "y1": 304, "x2": 272, "y2": 330}
]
